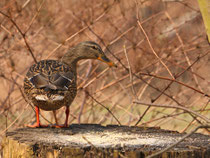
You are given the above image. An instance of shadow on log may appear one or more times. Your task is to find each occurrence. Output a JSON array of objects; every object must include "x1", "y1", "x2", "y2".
[{"x1": 2, "y1": 124, "x2": 210, "y2": 158}]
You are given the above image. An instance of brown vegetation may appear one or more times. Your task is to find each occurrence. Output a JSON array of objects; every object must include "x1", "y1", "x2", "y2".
[{"x1": 0, "y1": 0, "x2": 209, "y2": 148}]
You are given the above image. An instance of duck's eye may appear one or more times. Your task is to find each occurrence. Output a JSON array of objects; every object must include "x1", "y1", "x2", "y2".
[{"x1": 91, "y1": 46, "x2": 99, "y2": 50}]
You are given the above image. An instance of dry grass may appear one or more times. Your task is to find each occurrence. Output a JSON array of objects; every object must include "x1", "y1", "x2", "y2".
[{"x1": 0, "y1": 0, "x2": 209, "y2": 146}]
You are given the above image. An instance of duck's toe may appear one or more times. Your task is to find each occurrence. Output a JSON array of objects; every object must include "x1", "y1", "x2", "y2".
[{"x1": 27, "y1": 123, "x2": 48, "y2": 128}]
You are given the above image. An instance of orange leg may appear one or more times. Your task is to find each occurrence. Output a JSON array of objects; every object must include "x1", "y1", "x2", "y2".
[
  {"x1": 64, "y1": 106, "x2": 69, "y2": 127},
  {"x1": 27, "y1": 106, "x2": 47, "y2": 128},
  {"x1": 53, "y1": 106, "x2": 69, "y2": 128}
]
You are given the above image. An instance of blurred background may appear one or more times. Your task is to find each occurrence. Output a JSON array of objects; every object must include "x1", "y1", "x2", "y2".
[{"x1": 0, "y1": 0, "x2": 209, "y2": 145}]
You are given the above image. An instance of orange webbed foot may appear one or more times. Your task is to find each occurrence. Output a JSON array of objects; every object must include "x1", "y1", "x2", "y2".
[
  {"x1": 27, "y1": 123, "x2": 48, "y2": 128},
  {"x1": 51, "y1": 124, "x2": 69, "y2": 128}
]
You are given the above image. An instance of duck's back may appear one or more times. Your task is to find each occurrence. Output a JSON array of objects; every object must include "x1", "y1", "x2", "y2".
[{"x1": 24, "y1": 60, "x2": 77, "y2": 111}]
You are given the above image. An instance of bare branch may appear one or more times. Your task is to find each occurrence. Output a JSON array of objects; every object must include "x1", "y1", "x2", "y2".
[
  {"x1": 133, "y1": 101, "x2": 210, "y2": 123},
  {"x1": 0, "y1": 11, "x2": 37, "y2": 63}
]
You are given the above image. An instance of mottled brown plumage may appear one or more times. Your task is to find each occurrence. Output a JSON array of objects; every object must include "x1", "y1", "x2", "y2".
[
  {"x1": 24, "y1": 41, "x2": 116, "y2": 128},
  {"x1": 24, "y1": 60, "x2": 77, "y2": 111}
]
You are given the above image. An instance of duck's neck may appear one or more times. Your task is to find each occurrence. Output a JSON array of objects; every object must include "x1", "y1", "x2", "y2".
[
  {"x1": 62, "y1": 47, "x2": 89, "y2": 73},
  {"x1": 61, "y1": 48, "x2": 79, "y2": 72}
]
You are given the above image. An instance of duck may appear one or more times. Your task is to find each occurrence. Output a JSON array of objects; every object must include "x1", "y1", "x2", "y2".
[{"x1": 24, "y1": 41, "x2": 116, "y2": 128}]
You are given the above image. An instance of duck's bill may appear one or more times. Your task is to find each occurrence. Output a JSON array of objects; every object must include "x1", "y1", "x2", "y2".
[{"x1": 97, "y1": 56, "x2": 117, "y2": 67}]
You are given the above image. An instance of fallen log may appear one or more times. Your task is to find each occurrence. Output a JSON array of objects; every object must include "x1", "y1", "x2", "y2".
[{"x1": 2, "y1": 124, "x2": 210, "y2": 157}]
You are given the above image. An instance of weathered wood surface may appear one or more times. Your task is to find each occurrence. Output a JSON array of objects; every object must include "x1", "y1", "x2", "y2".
[{"x1": 2, "y1": 124, "x2": 210, "y2": 158}]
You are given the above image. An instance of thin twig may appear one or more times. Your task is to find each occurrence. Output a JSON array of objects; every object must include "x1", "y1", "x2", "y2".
[
  {"x1": 165, "y1": 11, "x2": 203, "y2": 92},
  {"x1": 0, "y1": 104, "x2": 29, "y2": 136},
  {"x1": 152, "y1": 52, "x2": 208, "y2": 102},
  {"x1": 85, "y1": 90, "x2": 121, "y2": 125},
  {"x1": 181, "y1": 99, "x2": 210, "y2": 133},
  {"x1": 123, "y1": 44, "x2": 137, "y2": 98},
  {"x1": 0, "y1": 11, "x2": 37, "y2": 63},
  {"x1": 25, "y1": 0, "x2": 46, "y2": 33},
  {"x1": 139, "y1": 71, "x2": 210, "y2": 97},
  {"x1": 133, "y1": 100, "x2": 210, "y2": 123},
  {"x1": 151, "y1": 52, "x2": 209, "y2": 102},
  {"x1": 135, "y1": 1, "x2": 174, "y2": 79},
  {"x1": 141, "y1": 108, "x2": 210, "y2": 127},
  {"x1": 135, "y1": 106, "x2": 150, "y2": 126}
]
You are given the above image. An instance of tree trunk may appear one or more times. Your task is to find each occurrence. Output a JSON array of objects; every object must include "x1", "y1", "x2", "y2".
[{"x1": 2, "y1": 124, "x2": 210, "y2": 158}]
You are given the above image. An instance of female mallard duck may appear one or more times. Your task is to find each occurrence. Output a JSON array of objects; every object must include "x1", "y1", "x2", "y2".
[{"x1": 24, "y1": 41, "x2": 116, "y2": 128}]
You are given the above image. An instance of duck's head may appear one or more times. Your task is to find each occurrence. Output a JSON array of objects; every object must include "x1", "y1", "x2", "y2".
[{"x1": 72, "y1": 41, "x2": 117, "y2": 67}]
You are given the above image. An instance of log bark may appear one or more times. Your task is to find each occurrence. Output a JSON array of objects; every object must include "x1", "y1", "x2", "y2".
[{"x1": 2, "y1": 124, "x2": 210, "y2": 158}]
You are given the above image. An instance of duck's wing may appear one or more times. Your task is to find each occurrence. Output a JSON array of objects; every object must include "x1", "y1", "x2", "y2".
[
  {"x1": 29, "y1": 73, "x2": 50, "y2": 89},
  {"x1": 29, "y1": 71, "x2": 74, "y2": 91},
  {"x1": 50, "y1": 72, "x2": 74, "y2": 90},
  {"x1": 26, "y1": 60, "x2": 75, "y2": 92}
]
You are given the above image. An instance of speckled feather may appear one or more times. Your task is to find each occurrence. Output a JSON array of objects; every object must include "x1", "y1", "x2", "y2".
[{"x1": 24, "y1": 60, "x2": 77, "y2": 111}]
